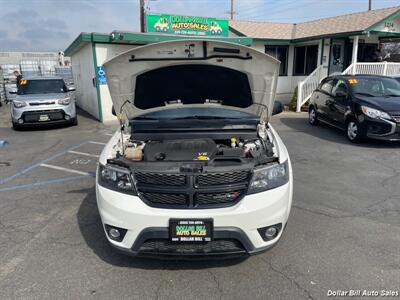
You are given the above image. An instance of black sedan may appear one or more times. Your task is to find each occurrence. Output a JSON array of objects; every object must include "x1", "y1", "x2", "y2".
[{"x1": 308, "y1": 75, "x2": 400, "y2": 142}]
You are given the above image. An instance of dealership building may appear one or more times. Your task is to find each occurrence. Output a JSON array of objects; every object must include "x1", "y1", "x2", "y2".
[{"x1": 65, "y1": 6, "x2": 400, "y2": 122}]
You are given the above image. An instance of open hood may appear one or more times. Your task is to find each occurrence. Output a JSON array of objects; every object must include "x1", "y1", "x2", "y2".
[{"x1": 104, "y1": 39, "x2": 280, "y2": 120}]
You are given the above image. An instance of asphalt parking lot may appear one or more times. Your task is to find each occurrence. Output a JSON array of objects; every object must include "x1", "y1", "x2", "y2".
[{"x1": 0, "y1": 105, "x2": 399, "y2": 300}]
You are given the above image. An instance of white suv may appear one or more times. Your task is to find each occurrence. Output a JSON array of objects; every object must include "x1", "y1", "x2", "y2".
[{"x1": 96, "y1": 40, "x2": 293, "y2": 258}]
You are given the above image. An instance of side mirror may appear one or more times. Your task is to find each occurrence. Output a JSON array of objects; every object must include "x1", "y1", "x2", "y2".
[
  {"x1": 334, "y1": 90, "x2": 348, "y2": 99},
  {"x1": 272, "y1": 101, "x2": 283, "y2": 116},
  {"x1": 68, "y1": 86, "x2": 76, "y2": 92},
  {"x1": 112, "y1": 106, "x2": 116, "y2": 116}
]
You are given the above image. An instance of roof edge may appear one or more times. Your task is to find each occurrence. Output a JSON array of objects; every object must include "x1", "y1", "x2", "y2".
[
  {"x1": 366, "y1": 8, "x2": 400, "y2": 32},
  {"x1": 65, "y1": 31, "x2": 254, "y2": 56}
]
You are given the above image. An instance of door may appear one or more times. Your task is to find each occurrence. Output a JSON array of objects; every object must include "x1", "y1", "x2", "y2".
[
  {"x1": 315, "y1": 78, "x2": 335, "y2": 121},
  {"x1": 329, "y1": 40, "x2": 345, "y2": 75},
  {"x1": 329, "y1": 79, "x2": 350, "y2": 129}
]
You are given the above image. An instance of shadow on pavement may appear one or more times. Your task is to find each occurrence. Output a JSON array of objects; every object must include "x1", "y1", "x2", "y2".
[
  {"x1": 75, "y1": 187, "x2": 247, "y2": 270},
  {"x1": 279, "y1": 115, "x2": 400, "y2": 149}
]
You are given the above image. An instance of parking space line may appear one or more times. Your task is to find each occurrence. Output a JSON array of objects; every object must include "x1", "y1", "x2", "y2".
[
  {"x1": 40, "y1": 163, "x2": 95, "y2": 177},
  {"x1": 67, "y1": 150, "x2": 100, "y2": 158},
  {"x1": 0, "y1": 175, "x2": 88, "y2": 193},
  {"x1": 88, "y1": 141, "x2": 106, "y2": 145},
  {"x1": 0, "y1": 141, "x2": 88, "y2": 185}
]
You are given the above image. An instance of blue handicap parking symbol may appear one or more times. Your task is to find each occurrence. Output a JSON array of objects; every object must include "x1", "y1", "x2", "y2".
[{"x1": 96, "y1": 66, "x2": 107, "y2": 85}]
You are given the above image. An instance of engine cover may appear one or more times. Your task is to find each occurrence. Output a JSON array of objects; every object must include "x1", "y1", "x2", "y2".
[{"x1": 143, "y1": 139, "x2": 217, "y2": 161}]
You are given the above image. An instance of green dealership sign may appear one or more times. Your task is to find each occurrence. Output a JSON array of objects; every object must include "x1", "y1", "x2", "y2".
[{"x1": 146, "y1": 14, "x2": 229, "y2": 37}]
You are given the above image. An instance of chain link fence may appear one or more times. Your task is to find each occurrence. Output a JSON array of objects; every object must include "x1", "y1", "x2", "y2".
[{"x1": 0, "y1": 62, "x2": 74, "y2": 106}]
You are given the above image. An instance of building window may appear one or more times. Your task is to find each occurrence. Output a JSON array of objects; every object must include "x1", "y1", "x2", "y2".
[
  {"x1": 293, "y1": 45, "x2": 318, "y2": 75},
  {"x1": 265, "y1": 46, "x2": 288, "y2": 76}
]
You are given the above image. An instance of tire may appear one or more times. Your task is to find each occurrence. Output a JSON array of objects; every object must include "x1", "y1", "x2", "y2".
[
  {"x1": 346, "y1": 119, "x2": 364, "y2": 143},
  {"x1": 308, "y1": 107, "x2": 319, "y2": 126},
  {"x1": 155, "y1": 26, "x2": 160, "y2": 32},
  {"x1": 12, "y1": 122, "x2": 21, "y2": 130},
  {"x1": 72, "y1": 117, "x2": 78, "y2": 126}
]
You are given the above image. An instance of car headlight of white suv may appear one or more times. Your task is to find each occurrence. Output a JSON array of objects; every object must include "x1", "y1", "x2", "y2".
[
  {"x1": 58, "y1": 97, "x2": 71, "y2": 105},
  {"x1": 98, "y1": 164, "x2": 136, "y2": 195},
  {"x1": 361, "y1": 106, "x2": 391, "y2": 120},
  {"x1": 13, "y1": 99, "x2": 27, "y2": 108},
  {"x1": 248, "y1": 160, "x2": 289, "y2": 194}
]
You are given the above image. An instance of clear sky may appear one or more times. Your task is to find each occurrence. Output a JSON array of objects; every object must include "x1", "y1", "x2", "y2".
[{"x1": 0, "y1": 0, "x2": 399, "y2": 52}]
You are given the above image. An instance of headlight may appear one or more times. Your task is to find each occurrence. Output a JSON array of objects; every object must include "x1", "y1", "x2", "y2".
[
  {"x1": 58, "y1": 97, "x2": 71, "y2": 105},
  {"x1": 248, "y1": 160, "x2": 289, "y2": 194},
  {"x1": 361, "y1": 106, "x2": 391, "y2": 120},
  {"x1": 13, "y1": 100, "x2": 27, "y2": 108},
  {"x1": 98, "y1": 164, "x2": 136, "y2": 195}
]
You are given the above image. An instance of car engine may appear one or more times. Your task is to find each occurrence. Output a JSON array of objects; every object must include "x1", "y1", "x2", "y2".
[{"x1": 119, "y1": 135, "x2": 275, "y2": 165}]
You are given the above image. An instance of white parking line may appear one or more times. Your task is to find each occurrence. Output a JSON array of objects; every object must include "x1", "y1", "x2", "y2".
[
  {"x1": 67, "y1": 150, "x2": 100, "y2": 158},
  {"x1": 40, "y1": 164, "x2": 93, "y2": 176},
  {"x1": 88, "y1": 141, "x2": 106, "y2": 145},
  {"x1": 104, "y1": 133, "x2": 114, "y2": 136}
]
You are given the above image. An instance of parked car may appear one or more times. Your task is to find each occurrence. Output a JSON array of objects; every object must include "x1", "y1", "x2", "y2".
[
  {"x1": 96, "y1": 40, "x2": 293, "y2": 258},
  {"x1": 308, "y1": 75, "x2": 400, "y2": 142},
  {"x1": 10, "y1": 76, "x2": 77, "y2": 129}
]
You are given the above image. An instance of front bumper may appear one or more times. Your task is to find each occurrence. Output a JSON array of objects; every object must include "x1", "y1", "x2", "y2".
[
  {"x1": 11, "y1": 103, "x2": 76, "y2": 125},
  {"x1": 363, "y1": 118, "x2": 400, "y2": 141},
  {"x1": 96, "y1": 179, "x2": 293, "y2": 258}
]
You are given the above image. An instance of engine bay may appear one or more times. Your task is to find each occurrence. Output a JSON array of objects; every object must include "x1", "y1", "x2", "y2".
[{"x1": 109, "y1": 125, "x2": 277, "y2": 168}]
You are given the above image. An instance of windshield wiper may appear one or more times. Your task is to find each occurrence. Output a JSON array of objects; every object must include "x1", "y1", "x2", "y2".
[
  {"x1": 355, "y1": 92, "x2": 376, "y2": 97},
  {"x1": 133, "y1": 116, "x2": 159, "y2": 120},
  {"x1": 172, "y1": 115, "x2": 239, "y2": 120},
  {"x1": 383, "y1": 94, "x2": 400, "y2": 97}
]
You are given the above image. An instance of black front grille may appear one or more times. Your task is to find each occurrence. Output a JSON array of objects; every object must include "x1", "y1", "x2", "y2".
[
  {"x1": 135, "y1": 172, "x2": 186, "y2": 186},
  {"x1": 141, "y1": 192, "x2": 188, "y2": 206},
  {"x1": 196, "y1": 190, "x2": 244, "y2": 206},
  {"x1": 391, "y1": 114, "x2": 400, "y2": 123},
  {"x1": 135, "y1": 169, "x2": 251, "y2": 209},
  {"x1": 23, "y1": 110, "x2": 64, "y2": 122},
  {"x1": 196, "y1": 170, "x2": 250, "y2": 186},
  {"x1": 138, "y1": 239, "x2": 246, "y2": 255},
  {"x1": 29, "y1": 101, "x2": 55, "y2": 106}
]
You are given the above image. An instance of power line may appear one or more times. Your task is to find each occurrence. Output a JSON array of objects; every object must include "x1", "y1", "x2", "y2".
[{"x1": 238, "y1": 1, "x2": 317, "y2": 21}]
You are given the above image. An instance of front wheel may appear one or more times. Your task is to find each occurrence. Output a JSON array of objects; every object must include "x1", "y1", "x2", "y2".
[
  {"x1": 308, "y1": 107, "x2": 319, "y2": 125},
  {"x1": 12, "y1": 122, "x2": 21, "y2": 130},
  {"x1": 347, "y1": 119, "x2": 364, "y2": 143}
]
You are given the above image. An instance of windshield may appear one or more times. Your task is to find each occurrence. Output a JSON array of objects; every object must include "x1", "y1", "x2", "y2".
[
  {"x1": 133, "y1": 107, "x2": 258, "y2": 120},
  {"x1": 350, "y1": 77, "x2": 400, "y2": 97},
  {"x1": 17, "y1": 79, "x2": 66, "y2": 95}
]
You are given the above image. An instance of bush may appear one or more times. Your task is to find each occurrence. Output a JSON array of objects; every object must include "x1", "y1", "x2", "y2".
[{"x1": 289, "y1": 86, "x2": 298, "y2": 111}]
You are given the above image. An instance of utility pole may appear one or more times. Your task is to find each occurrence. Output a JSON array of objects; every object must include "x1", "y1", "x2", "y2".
[
  {"x1": 368, "y1": 0, "x2": 372, "y2": 11},
  {"x1": 230, "y1": 0, "x2": 234, "y2": 20},
  {"x1": 140, "y1": 0, "x2": 145, "y2": 32}
]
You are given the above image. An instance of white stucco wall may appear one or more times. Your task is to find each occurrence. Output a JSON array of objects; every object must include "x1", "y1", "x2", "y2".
[
  {"x1": 251, "y1": 41, "x2": 295, "y2": 104},
  {"x1": 70, "y1": 44, "x2": 99, "y2": 120}
]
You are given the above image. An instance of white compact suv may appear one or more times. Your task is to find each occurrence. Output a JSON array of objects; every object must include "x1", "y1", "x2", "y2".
[
  {"x1": 96, "y1": 40, "x2": 293, "y2": 258},
  {"x1": 11, "y1": 76, "x2": 77, "y2": 129}
]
